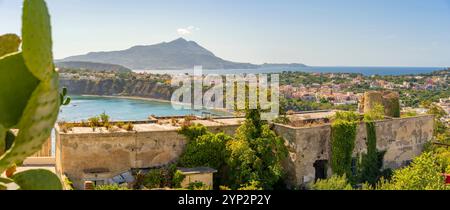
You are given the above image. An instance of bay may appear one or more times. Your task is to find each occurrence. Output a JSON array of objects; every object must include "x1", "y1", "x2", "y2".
[{"x1": 58, "y1": 95, "x2": 231, "y2": 122}]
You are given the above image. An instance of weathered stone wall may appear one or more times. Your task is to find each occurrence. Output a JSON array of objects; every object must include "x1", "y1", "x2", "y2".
[
  {"x1": 55, "y1": 124, "x2": 239, "y2": 189},
  {"x1": 56, "y1": 131, "x2": 139, "y2": 189},
  {"x1": 56, "y1": 115, "x2": 433, "y2": 189},
  {"x1": 371, "y1": 116, "x2": 434, "y2": 168},
  {"x1": 274, "y1": 115, "x2": 434, "y2": 188},
  {"x1": 274, "y1": 124, "x2": 332, "y2": 187}
]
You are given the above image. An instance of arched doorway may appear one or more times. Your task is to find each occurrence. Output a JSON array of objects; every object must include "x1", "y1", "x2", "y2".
[{"x1": 313, "y1": 160, "x2": 328, "y2": 181}]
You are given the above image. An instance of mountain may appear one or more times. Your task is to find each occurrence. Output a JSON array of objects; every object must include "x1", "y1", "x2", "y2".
[
  {"x1": 56, "y1": 61, "x2": 132, "y2": 73},
  {"x1": 61, "y1": 38, "x2": 258, "y2": 70}
]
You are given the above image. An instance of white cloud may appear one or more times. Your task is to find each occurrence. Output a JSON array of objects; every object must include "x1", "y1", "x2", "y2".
[{"x1": 177, "y1": 26, "x2": 199, "y2": 36}]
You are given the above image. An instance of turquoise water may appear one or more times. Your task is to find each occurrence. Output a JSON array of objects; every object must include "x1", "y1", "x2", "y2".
[
  {"x1": 58, "y1": 95, "x2": 230, "y2": 122},
  {"x1": 137, "y1": 66, "x2": 445, "y2": 76}
]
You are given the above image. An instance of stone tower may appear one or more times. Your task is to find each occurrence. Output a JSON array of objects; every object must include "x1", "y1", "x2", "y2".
[{"x1": 360, "y1": 91, "x2": 400, "y2": 118}]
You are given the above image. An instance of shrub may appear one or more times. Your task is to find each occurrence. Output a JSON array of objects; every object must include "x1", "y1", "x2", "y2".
[
  {"x1": 273, "y1": 116, "x2": 290, "y2": 125},
  {"x1": 178, "y1": 123, "x2": 207, "y2": 141},
  {"x1": 88, "y1": 116, "x2": 101, "y2": 127},
  {"x1": 332, "y1": 111, "x2": 361, "y2": 122},
  {"x1": 172, "y1": 170, "x2": 186, "y2": 189},
  {"x1": 86, "y1": 113, "x2": 113, "y2": 129},
  {"x1": 143, "y1": 169, "x2": 163, "y2": 189},
  {"x1": 378, "y1": 152, "x2": 448, "y2": 190},
  {"x1": 115, "y1": 122, "x2": 125, "y2": 129},
  {"x1": 219, "y1": 185, "x2": 232, "y2": 190},
  {"x1": 80, "y1": 120, "x2": 89, "y2": 127},
  {"x1": 308, "y1": 175, "x2": 353, "y2": 190},
  {"x1": 99, "y1": 112, "x2": 110, "y2": 128},
  {"x1": 123, "y1": 122, "x2": 134, "y2": 131},
  {"x1": 178, "y1": 132, "x2": 231, "y2": 169},
  {"x1": 142, "y1": 165, "x2": 185, "y2": 189},
  {"x1": 187, "y1": 181, "x2": 210, "y2": 190},
  {"x1": 364, "y1": 103, "x2": 385, "y2": 122},
  {"x1": 238, "y1": 180, "x2": 263, "y2": 190},
  {"x1": 401, "y1": 111, "x2": 418, "y2": 118}
]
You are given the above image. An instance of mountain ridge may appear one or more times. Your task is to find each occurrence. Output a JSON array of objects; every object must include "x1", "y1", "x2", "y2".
[
  {"x1": 56, "y1": 61, "x2": 132, "y2": 73},
  {"x1": 61, "y1": 38, "x2": 307, "y2": 70}
]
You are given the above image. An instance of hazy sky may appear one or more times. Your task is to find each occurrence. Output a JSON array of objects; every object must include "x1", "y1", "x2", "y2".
[{"x1": 1, "y1": 0, "x2": 450, "y2": 66}]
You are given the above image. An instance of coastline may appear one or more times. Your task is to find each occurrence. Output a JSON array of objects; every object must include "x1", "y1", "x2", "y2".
[
  {"x1": 133, "y1": 66, "x2": 444, "y2": 76},
  {"x1": 81, "y1": 94, "x2": 172, "y2": 103},
  {"x1": 80, "y1": 94, "x2": 234, "y2": 115}
]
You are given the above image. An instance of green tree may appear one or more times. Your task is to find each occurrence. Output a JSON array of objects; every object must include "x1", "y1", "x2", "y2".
[
  {"x1": 226, "y1": 109, "x2": 288, "y2": 189},
  {"x1": 178, "y1": 110, "x2": 289, "y2": 190},
  {"x1": 378, "y1": 152, "x2": 448, "y2": 190},
  {"x1": 427, "y1": 104, "x2": 448, "y2": 138},
  {"x1": 178, "y1": 131, "x2": 231, "y2": 170}
]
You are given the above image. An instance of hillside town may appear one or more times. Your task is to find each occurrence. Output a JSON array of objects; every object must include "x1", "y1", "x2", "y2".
[{"x1": 278, "y1": 70, "x2": 448, "y2": 120}]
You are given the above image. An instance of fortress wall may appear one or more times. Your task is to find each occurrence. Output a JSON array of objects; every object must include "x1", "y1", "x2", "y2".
[
  {"x1": 374, "y1": 115, "x2": 434, "y2": 168},
  {"x1": 56, "y1": 115, "x2": 434, "y2": 189},
  {"x1": 56, "y1": 131, "x2": 137, "y2": 189},
  {"x1": 274, "y1": 115, "x2": 434, "y2": 188},
  {"x1": 274, "y1": 124, "x2": 332, "y2": 187},
  {"x1": 55, "y1": 124, "x2": 240, "y2": 189}
]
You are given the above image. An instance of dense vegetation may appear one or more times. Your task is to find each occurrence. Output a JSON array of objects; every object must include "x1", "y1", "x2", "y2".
[
  {"x1": 330, "y1": 112, "x2": 360, "y2": 179},
  {"x1": 310, "y1": 103, "x2": 450, "y2": 190},
  {"x1": 280, "y1": 97, "x2": 357, "y2": 113},
  {"x1": 177, "y1": 109, "x2": 288, "y2": 190},
  {"x1": 359, "y1": 104, "x2": 388, "y2": 185}
]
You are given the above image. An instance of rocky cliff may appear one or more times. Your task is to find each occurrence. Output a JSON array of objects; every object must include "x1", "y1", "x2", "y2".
[{"x1": 60, "y1": 78, "x2": 175, "y2": 100}]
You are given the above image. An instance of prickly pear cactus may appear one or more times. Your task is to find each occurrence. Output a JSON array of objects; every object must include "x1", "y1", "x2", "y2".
[
  {"x1": 0, "y1": 34, "x2": 21, "y2": 57},
  {"x1": 60, "y1": 87, "x2": 71, "y2": 106},
  {"x1": 0, "y1": 0, "x2": 62, "y2": 190}
]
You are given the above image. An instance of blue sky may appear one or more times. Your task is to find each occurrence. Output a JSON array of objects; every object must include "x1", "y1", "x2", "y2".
[{"x1": 1, "y1": 0, "x2": 450, "y2": 66}]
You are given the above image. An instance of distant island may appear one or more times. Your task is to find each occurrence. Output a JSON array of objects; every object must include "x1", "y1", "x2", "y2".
[
  {"x1": 56, "y1": 61, "x2": 132, "y2": 73},
  {"x1": 59, "y1": 38, "x2": 307, "y2": 70}
]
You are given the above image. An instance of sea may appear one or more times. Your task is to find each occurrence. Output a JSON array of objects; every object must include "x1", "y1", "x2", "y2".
[
  {"x1": 58, "y1": 95, "x2": 231, "y2": 122},
  {"x1": 134, "y1": 66, "x2": 445, "y2": 76}
]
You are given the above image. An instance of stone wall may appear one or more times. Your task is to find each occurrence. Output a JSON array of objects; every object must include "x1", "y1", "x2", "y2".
[
  {"x1": 274, "y1": 115, "x2": 434, "y2": 188},
  {"x1": 56, "y1": 115, "x2": 433, "y2": 189},
  {"x1": 55, "y1": 124, "x2": 239, "y2": 189},
  {"x1": 274, "y1": 124, "x2": 332, "y2": 187}
]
